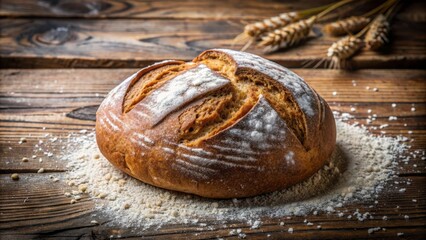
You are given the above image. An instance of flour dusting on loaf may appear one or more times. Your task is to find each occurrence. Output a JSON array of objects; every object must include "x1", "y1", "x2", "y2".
[
  {"x1": 211, "y1": 49, "x2": 317, "y2": 117},
  {"x1": 137, "y1": 64, "x2": 230, "y2": 126},
  {"x1": 204, "y1": 95, "x2": 287, "y2": 152},
  {"x1": 96, "y1": 49, "x2": 336, "y2": 198}
]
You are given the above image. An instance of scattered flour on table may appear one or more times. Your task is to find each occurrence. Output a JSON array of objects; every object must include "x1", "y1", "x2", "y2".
[{"x1": 62, "y1": 116, "x2": 408, "y2": 230}]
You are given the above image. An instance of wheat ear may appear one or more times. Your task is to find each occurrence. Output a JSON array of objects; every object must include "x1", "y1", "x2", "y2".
[
  {"x1": 244, "y1": 12, "x2": 300, "y2": 38},
  {"x1": 364, "y1": 14, "x2": 390, "y2": 50},
  {"x1": 232, "y1": 12, "x2": 300, "y2": 51},
  {"x1": 323, "y1": 16, "x2": 370, "y2": 36},
  {"x1": 240, "y1": 1, "x2": 337, "y2": 40},
  {"x1": 327, "y1": 36, "x2": 363, "y2": 69},
  {"x1": 258, "y1": 17, "x2": 316, "y2": 53}
]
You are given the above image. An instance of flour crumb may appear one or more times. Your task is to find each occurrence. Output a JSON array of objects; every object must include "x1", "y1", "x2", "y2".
[
  {"x1": 368, "y1": 227, "x2": 381, "y2": 234},
  {"x1": 11, "y1": 173, "x2": 19, "y2": 180},
  {"x1": 251, "y1": 220, "x2": 261, "y2": 229},
  {"x1": 78, "y1": 184, "x2": 88, "y2": 193}
]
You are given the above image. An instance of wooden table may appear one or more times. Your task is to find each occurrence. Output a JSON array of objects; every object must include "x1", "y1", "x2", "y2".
[{"x1": 1, "y1": 0, "x2": 425, "y2": 239}]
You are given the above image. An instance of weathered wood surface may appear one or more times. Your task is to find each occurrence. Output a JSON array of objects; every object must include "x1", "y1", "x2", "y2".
[
  {"x1": 0, "y1": 69, "x2": 425, "y2": 239},
  {"x1": 1, "y1": 173, "x2": 424, "y2": 239},
  {"x1": 0, "y1": 0, "x2": 423, "y2": 22},
  {"x1": 0, "y1": 0, "x2": 331, "y2": 20},
  {"x1": 0, "y1": 1, "x2": 425, "y2": 69}
]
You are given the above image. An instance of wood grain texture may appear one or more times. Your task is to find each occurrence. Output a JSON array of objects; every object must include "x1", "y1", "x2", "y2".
[
  {"x1": 1, "y1": 0, "x2": 424, "y2": 23},
  {"x1": 0, "y1": 8, "x2": 425, "y2": 69},
  {"x1": 1, "y1": 173, "x2": 424, "y2": 239},
  {"x1": 0, "y1": 0, "x2": 333, "y2": 20}
]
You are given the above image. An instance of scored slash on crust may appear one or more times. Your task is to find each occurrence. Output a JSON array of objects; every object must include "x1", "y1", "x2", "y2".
[{"x1": 133, "y1": 64, "x2": 231, "y2": 127}]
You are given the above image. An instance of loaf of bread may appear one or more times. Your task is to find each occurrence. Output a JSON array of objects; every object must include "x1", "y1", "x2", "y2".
[{"x1": 96, "y1": 49, "x2": 336, "y2": 198}]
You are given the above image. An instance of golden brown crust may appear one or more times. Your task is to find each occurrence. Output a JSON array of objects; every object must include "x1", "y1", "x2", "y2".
[{"x1": 96, "y1": 50, "x2": 336, "y2": 198}]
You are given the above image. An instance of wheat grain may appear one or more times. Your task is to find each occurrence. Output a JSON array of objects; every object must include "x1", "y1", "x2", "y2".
[
  {"x1": 365, "y1": 14, "x2": 390, "y2": 50},
  {"x1": 244, "y1": 12, "x2": 300, "y2": 38},
  {"x1": 324, "y1": 16, "x2": 370, "y2": 36},
  {"x1": 327, "y1": 36, "x2": 363, "y2": 69},
  {"x1": 259, "y1": 17, "x2": 316, "y2": 53},
  {"x1": 11, "y1": 173, "x2": 19, "y2": 180}
]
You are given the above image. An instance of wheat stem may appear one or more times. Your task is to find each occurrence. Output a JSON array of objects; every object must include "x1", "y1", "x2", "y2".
[
  {"x1": 317, "y1": 0, "x2": 356, "y2": 20},
  {"x1": 362, "y1": 0, "x2": 397, "y2": 18},
  {"x1": 298, "y1": 2, "x2": 336, "y2": 18}
]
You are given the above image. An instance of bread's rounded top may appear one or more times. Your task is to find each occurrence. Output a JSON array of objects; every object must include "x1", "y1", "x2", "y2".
[{"x1": 96, "y1": 49, "x2": 336, "y2": 198}]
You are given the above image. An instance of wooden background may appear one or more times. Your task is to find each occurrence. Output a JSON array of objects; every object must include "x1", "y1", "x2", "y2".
[{"x1": 0, "y1": 0, "x2": 425, "y2": 239}]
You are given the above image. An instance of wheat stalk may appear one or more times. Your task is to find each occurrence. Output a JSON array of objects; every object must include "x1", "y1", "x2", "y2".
[
  {"x1": 233, "y1": 12, "x2": 300, "y2": 51},
  {"x1": 232, "y1": 1, "x2": 341, "y2": 51},
  {"x1": 327, "y1": 36, "x2": 363, "y2": 69},
  {"x1": 256, "y1": 0, "x2": 356, "y2": 53},
  {"x1": 323, "y1": 16, "x2": 370, "y2": 36},
  {"x1": 244, "y1": 12, "x2": 300, "y2": 38},
  {"x1": 258, "y1": 17, "x2": 316, "y2": 53},
  {"x1": 365, "y1": 14, "x2": 390, "y2": 50}
]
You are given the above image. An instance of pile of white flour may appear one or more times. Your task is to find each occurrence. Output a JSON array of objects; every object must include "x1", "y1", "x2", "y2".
[{"x1": 62, "y1": 116, "x2": 408, "y2": 230}]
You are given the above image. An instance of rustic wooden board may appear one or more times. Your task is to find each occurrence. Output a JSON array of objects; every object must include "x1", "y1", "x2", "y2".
[
  {"x1": 0, "y1": 0, "x2": 332, "y2": 20},
  {"x1": 0, "y1": 0, "x2": 424, "y2": 22},
  {"x1": 0, "y1": 68, "x2": 425, "y2": 239},
  {"x1": 0, "y1": 2, "x2": 425, "y2": 69},
  {"x1": 1, "y1": 173, "x2": 424, "y2": 239}
]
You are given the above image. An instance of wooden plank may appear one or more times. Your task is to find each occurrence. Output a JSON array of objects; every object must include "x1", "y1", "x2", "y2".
[
  {"x1": 0, "y1": 0, "x2": 332, "y2": 20},
  {"x1": 0, "y1": 0, "x2": 424, "y2": 23},
  {"x1": 0, "y1": 173, "x2": 424, "y2": 238},
  {"x1": 0, "y1": 15, "x2": 425, "y2": 69}
]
